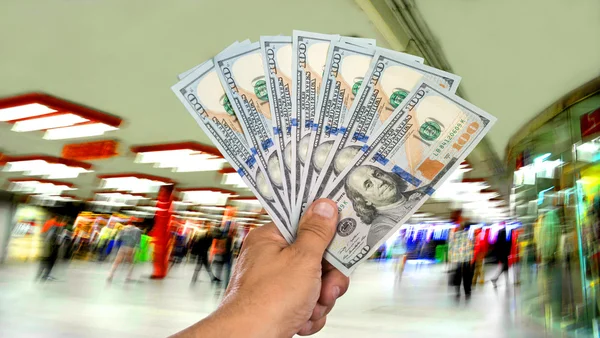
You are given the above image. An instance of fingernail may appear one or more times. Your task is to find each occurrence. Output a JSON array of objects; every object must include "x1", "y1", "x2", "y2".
[
  {"x1": 333, "y1": 286, "x2": 340, "y2": 299},
  {"x1": 313, "y1": 201, "x2": 335, "y2": 218}
]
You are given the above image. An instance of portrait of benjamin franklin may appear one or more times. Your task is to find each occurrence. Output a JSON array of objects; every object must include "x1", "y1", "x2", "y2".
[{"x1": 344, "y1": 165, "x2": 424, "y2": 250}]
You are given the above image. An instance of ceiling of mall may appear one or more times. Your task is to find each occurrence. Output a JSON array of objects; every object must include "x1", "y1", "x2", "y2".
[
  {"x1": 0, "y1": 0, "x2": 388, "y2": 202},
  {"x1": 414, "y1": 0, "x2": 600, "y2": 157}
]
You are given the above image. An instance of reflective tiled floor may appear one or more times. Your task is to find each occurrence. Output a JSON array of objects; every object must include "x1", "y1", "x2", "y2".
[{"x1": 0, "y1": 260, "x2": 552, "y2": 337}]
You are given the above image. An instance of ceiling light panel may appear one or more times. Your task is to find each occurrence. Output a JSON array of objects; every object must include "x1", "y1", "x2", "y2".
[
  {"x1": 44, "y1": 123, "x2": 118, "y2": 140},
  {"x1": 0, "y1": 103, "x2": 56, "y2": 121},
  {"x1": 3, "y1": 157, "x2": 93, "y2": 179},
  {"x1": 99, "y1": 175, "x2": 173, "y2": 194},
  {"x1": 8, "y1": 179, "x2": 75, "y2": 195},
  {"x1": 0, "y1": 94, "x2": 122, "y2": 139},
  {"x1": 12, "y1": 113, "x2": 88, "y2": 132}
]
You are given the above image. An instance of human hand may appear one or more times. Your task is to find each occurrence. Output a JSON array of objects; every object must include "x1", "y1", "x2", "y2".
[{"x1": 172, "y1": 199, "x2": 350, "y2": 338}]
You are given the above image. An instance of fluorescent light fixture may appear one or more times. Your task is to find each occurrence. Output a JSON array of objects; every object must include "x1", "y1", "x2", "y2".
[
  {"x1": 222, "y1": 172, "x2": 249, "y2": 188},
  {"x1": 8, "y1": 180, "x2": 75, "y2": 195},
  {"x1": 88, "y1": 201, "x2": 131, "y2": 207},
  {"x1": 135, "y1": 148, "x2": 226, "y2": 173},
  {"x1": 198, "y1": 206, "x2": 227, "y2": 211},
  {"x1": 43, "y1": 123, "x2": 118, "y2": 140},
  {"x1": 176, "y1": 211, "x2": 204, "y2": 216},
  {"x1": 100, "y1": 177, "x2": 170, "y2": 194},
  {"x1": 0, "y1": 103, "x2": 56, "y2": 121},
  {"x1": 124, "y1": 210, "x2": 155, "y2": 217},
  {"x1": 137, "y1": 206, "x2": 162, "y2": 212},
  {"x1": 578, "y1": 142, "x2": 600, "y2": 153},
  {"x1": 181, "y1": 190, "x2": 234, "y2": 205},
  {"x1": 236, "y1": 211, "x2": 260, "y2": 215},
  {"x1": 96, "y1": 192, "x2": 149, "y2": 200},
  {"x1": 30, "y1": 195, "x2": 79, "y2": 202},
  {"x1": 173, "y1": 201, "x2": 195, "y2": 206},
  {"x1": 12, "y1": 113, "x2": 88, "y2": 132},
  {"x1": 4, "y1": 159, "x2": 92, "y2": 179}
]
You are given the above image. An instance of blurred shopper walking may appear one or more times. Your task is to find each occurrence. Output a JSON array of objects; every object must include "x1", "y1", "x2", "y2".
[
  {"x1": 490, "y1": 227, "x2": 511, "y2": 288},
  {"x1": 36, "y1": 222, "x2": 62, "y2": 281},
  {"x1": 214, "y1": 227, "x2": 236, "y2": 288},
  {"x1": 191, "y1": 229, "x2": 219, "y2": 283},
  {"x1": 107, "y1": 223, "x2": 141, "y2": 282},
  {"x1": 448, "y1": 222, "x2": 475, "y2": 299},
  {"x1": 391, "y1": 232, "x2": 409, "y2": 280},
  {"x1": 472, "y1": 228, "x2": 489, "y2": 286}
]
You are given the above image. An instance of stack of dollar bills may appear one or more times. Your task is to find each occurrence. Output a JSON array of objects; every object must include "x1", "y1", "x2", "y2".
[{"x1": 172, "y1": 31, "x2": 496, "y2": 276}]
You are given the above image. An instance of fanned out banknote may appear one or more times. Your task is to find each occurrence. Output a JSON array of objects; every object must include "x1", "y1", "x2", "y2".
[
  {"x1": 306, "y1": 48, "x2": 461, "y2": 205},
  {"x1": 260, "y1": 36, "x2": 294, "y2": 210},
  {"x1": 171, "y1": 60, "x2": 294, "y2": 242},
  {"x1": 320, "y1": 80, "x2": 496, "y2": 274},
  {"x1": 213, "y1": 43, "x2": 293, "y2": 220},
  {"x1": 172, "y1": 32, "x2": 496, "y2": 276}
]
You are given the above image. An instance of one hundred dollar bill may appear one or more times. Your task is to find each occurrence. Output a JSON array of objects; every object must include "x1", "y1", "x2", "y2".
[
  {"x1": 171, "y1": 61, "x2": 294, "y2": 242},
  {"x1": 214, "y1": 43, "x2": 293, "y2": 223},
  {"x1": 321, "y1": 80, "x2": 496, "y2": 275},
  {"x1": 308, "y1": 49, "x2": 460, "y2": 204},
  {"x1": 294, "y1": 41, "x2": 376, "y2": 221},
  {"x1": 290, "y1": 31, "x2": 340, "y2": 224},
  {"x1": 260, "y1": 36, "x2": 294, "y2": 210}
]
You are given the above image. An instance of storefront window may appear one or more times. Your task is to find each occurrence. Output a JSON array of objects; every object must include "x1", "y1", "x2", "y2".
[{"x1": 511, "y1": 92, "x2": 600, "y2": 336}]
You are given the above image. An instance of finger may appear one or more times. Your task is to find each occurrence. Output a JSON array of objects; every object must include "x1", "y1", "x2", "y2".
[
  {"x1": 310, "y1": 303, "x2": 327, "y2": 321},
  {"x1": 297, "y1": 316, "x2": 327, "y2": 336},
  {"x1": 319, "y1": 266, "x2": 350, "y2": 308},
  {"x1": 292, "y1": 199, "x2": 338, "y2": 259}
]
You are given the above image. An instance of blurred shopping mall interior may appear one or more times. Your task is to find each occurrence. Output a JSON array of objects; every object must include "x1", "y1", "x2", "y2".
[{"x1": 1, "y1": 1, "x2": 599, "y2": 337}]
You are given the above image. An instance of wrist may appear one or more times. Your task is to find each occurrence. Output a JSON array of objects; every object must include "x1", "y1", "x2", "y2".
[
  {"x1": 175, "y1": 300, "x2": 278, "y2": 338},
  {"x1": 210, "y1": 300, "x2": 278, "y2": 338}
]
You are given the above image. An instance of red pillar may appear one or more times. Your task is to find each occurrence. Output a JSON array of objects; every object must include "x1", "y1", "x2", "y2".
[{"x1": 150, "y1": 184, "x2": 174, "y2": 279}]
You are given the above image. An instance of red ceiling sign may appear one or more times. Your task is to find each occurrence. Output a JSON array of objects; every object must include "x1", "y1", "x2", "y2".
[
  {"x1": 62, "y1": 140, "x2": 118, "y2": 161},
  {"x1": 580, "y1": 108, "x2": 600, "y2": 138}
]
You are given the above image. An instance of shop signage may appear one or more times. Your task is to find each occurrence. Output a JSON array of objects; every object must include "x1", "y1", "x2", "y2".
[
  {"x1": 62, "y1": 140, "x2": 118, "y2": 161},
  {"x1": 580, "y1": 108, "x2": 600, "y2": 138}
]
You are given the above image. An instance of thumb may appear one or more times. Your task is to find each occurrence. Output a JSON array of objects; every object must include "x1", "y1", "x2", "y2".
[{"x1": 292, "y1": 199, "x2": 338, "y2": 258}]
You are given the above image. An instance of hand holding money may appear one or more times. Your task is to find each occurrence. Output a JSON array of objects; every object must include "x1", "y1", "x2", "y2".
[
  {"x1": 172, "y1": 30, "x2": 496, "y2": 276},
  {"x1": 172, "y1": 199, "x2": 349, "y2": 338}
]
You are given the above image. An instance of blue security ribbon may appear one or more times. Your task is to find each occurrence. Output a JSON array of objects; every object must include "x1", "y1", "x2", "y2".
[
  {"x1": 273, "y1": 127, "x2": 281, "y2": 135},
  {"x1": 236, "y1": 168, "x2": 245, "y2": 177},
  {"x1": 372, "y1": 153, "x2": 389, "y2": 165},
  {"x1": 250, "y1": 147, "x2": 258, "y2": 155},
  {"x1": 391, "y1": 165, "x2": 422, "y2": 187},
  {"x1": 353, "y1": 132, "x2": 368, "y2": 142},
  {"x1": 262, "y1": 138, "x2": 274, "y2": 150},
  {"x1": 324, "y1": 126, "x2": 342, "y2": 135},
  {"x1": 424, "y1": 186, "x2": 435, "y2": 196},
  {"x1": 245, "y1": 156, "x2": 256, "y2": 168},
  {"x1": 361, "y1": 144, "x2": 369, "y2": 152}
]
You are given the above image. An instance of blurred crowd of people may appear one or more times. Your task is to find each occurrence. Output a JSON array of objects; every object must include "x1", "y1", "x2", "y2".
[{"x1": 34, "y1": 214, "x2": 242, "y2": 288}]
